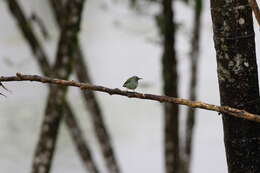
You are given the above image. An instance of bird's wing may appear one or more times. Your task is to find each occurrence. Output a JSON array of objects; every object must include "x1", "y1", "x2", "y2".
[
  {"x1": 123, "y1": 80, "x2": 129, "y2": 87},
  {"x1": 123, "y1": 77, "x2": 133, "y2": 87}
]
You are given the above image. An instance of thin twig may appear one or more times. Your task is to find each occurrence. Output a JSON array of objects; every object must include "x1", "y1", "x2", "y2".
[
  {"x1": 0, "y1": 92, "x2": 7, "y2": 98},
  {"x1": 30, "y1": 12, "x2": 50, "y2": 40},
  {"x1": 2, "y1": 73, "x2": 260, "y2": 123},
  {"x1": 0, "y1": 82, "x2": 11, "y2": 93},
  {"x1": 248, "y1": 0, "x2": 260, "y2": 26}
]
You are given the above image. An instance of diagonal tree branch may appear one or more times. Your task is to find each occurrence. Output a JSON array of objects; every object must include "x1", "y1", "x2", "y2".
[
  {"x1": 48, "y1": 0, "x2": 121, "y2": 172},
  {"x1": 74, "y1": 48, "x2": 121, "y2": 173},
  {"x1": 31, "y1": 1, "x2": 86, "y2": 173},
  {"x1": 63, "y1": 101, "x2": 99, "y2": 173},
  {"x1": 4, "y1": 1, "x2": 99, "y2": 173},
  {"x1": 30, "y1": 13, "x2": 50, "y2": 40},
  {"x1": 6, "y1": 0, "x2": 50, "y2": 75},
  {"x1": 2, "y1": 73, "x2": 260, "y2": 123}
]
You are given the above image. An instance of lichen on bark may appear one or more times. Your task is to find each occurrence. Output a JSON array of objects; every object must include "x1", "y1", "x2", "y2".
[{"x1": 211, "y1": 0, "x2": 260, "y2": 172}]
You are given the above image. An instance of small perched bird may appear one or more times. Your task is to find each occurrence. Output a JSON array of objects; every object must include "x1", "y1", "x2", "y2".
[{"x1": 123, "y1": 76, "x2": 142, "y2": 91}]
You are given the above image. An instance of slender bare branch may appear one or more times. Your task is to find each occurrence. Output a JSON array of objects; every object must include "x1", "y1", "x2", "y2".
[
  {"x1": 30, "y1": 12, "x2": 50, "y2": 40},
  {"x1": 2, "y1": 73, "x2": 260, "y2": 123},
  {"x1": 248, "y1": 0, "x2": 260, "y2": 26},
  {"x1": 0, "y1": 82, "x2": 10, "y2": 93},
  {"x1": 6, "y1": 0, "x2": 50, "y2": 75}
]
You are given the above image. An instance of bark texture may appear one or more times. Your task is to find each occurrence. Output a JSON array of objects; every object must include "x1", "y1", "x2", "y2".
[
  {"x1": 6, "y1": 1, "x2": 100, "y2": 172},
  {"x1": 31, "y1": 1, "x2": 86, "y2": 173},
  {"x1": 211, "y1": 0, "x2": 260, "y2": 172}
]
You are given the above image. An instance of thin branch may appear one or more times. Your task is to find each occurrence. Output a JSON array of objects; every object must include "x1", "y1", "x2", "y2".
[
  {"x1": 6, "y1": 0, "x2": 50, "y2": 76},
  {"x1": 248, "y1": 0, "x2": 260, "y2": 26},
  {"x1": 2, "y1": 73, "x2": 260, "y2": 123},
  {"x1": 0, "y1": 82, "x2": 11, "y2": 93},
  {"x1": 74, "y1": 49, "x2": 121, "y2": 173},
  {"x1": 30, "y1": 12, "x2": 50, "y2": 40}
]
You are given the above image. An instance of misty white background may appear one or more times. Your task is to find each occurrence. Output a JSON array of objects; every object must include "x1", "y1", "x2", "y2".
[{"x1": 0, "y1": 0, "x2": 259, "y2": 172}]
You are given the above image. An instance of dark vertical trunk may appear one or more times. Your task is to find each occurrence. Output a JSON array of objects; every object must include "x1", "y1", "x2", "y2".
[
  {"x1": 160, "y1": 0, "x2": 179, "y2": 172},
  {"x1": 183, "y1": 0, "x2": 203, "y2": 172},
  {"x1": 210, "y1": 0, "x2": 260, "y2": 172}
]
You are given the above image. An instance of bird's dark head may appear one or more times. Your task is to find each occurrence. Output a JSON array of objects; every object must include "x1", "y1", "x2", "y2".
[{"x1": 133, "y1": 76, "x2": 142, "y2": 81}]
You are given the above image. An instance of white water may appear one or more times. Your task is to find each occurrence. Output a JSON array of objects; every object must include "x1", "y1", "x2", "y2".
[{"x1": 0, "y1": 0, "x2": 259, "y2": 172}]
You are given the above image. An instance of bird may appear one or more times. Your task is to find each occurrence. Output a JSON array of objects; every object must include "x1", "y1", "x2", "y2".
[{"x1": 123, "y1": 76, "x2": 142, "y2": 91}]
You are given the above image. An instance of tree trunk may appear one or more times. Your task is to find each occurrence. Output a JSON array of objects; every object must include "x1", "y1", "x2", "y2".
[
  {"x1": 6, "y1": 0, "x2": 100, "y2": 172},
  {"x1": 183, "y1": 0, "x2": 203, "y2": 172},
  {"x1": 210, "y1": 0, "x2": 260, "y2": 172},
  {"x1": 48, "y1": 1, "x2": 121, "y2": 172},
  {"x1": 64, "y1": 102, "x2": 99, "y2": 173},
  {"x1": 31, "y1": 1, "x2": 86, "y2": 173},
  {"x1": 160, "y1": 0, "x2": 179, "y2": 172}
]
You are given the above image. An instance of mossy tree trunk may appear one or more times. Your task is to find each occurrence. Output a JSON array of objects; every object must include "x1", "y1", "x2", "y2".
[{"x1": 210, "y1": 0, "x2": 260, "y2": 172}]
